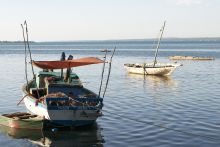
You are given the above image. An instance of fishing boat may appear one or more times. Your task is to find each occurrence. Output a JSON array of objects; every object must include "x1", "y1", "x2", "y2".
[
  {"x1": 21, "y1": 56, "x2": 105, "y2": 126},
  {"x1": 0, "y1": 112, "x2": 44, "y2": 129},
  {"x1": 124, "y1": 21, "x2": 181, "y2": 76},
  {"x1": 18, "y1": 21, "x2": 116, "y2": 127}
]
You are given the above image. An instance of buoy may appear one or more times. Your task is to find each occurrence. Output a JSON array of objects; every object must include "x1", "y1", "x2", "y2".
[{"x1": 51, "y1": 128, "x2": 58, "y2": 132}]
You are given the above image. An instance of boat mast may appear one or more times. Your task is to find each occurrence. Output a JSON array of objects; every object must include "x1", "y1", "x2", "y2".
[
  {"x1": 24, "y1": 21, "x2": 35, "y2": 78},
  {"x1": 21, "y1": 24, "x2": 29, "y2": 89},
  {"x1": 98, "y1": 49, "x2": 108, "y2": 98},
  {"x1": 23, "y1": 21, "x2": 39, "y2": 98},
  {"x1": 153, "y1": 21, "x2": 166, "y2": 67},
  {"x1": 102, "y1": 47, "x2": 116, "y2": 98}
]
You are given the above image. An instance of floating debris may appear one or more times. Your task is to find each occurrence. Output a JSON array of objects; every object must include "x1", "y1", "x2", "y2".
[{"x1": 169, "y1": 56, "x2": 215, "y2": 60}]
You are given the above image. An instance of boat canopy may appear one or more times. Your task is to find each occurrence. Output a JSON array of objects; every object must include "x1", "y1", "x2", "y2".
[{"x1": 32, "y1": 57, "x2": 104, "y2": 69}]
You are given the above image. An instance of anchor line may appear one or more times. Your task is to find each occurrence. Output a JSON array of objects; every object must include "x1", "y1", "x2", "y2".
[{"x1": 103, "y1": 110, "x2": 219, "y2": 142}]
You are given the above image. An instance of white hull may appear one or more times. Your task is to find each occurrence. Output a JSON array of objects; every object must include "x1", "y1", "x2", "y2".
[
  {"x1": 23, "y1": 95, "x2": 101, "y2": 126},
  {"x1": 124, "y1": 63, "x2": 181, "y2": 76}
]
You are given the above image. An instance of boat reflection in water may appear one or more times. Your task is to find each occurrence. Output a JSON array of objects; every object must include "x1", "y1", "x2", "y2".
[
  {"x1": 126, "y1": 73, "x2": 178, "y2": 89},
  {"x1": 0, "y1": 123, "x2": 104, "y2": 147}
]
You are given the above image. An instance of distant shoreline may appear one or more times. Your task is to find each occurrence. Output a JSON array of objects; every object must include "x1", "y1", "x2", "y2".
[
  {"x1": 0, "y1": 41, "x2": 35, "y2": 43},
  {"x1": 1, "y1": 37, "x2": 220, "y2": 43}
]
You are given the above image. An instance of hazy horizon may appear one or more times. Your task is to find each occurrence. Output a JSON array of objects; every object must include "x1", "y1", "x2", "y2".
[
  {"x1": 0, "y1": 0, "x2": 220, "y2": 41},
  {"x1": 1, "y1": 37, "x2": 220, "y2": 43}
]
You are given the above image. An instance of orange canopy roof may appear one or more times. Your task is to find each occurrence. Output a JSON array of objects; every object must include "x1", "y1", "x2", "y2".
[{"x1": 32, "y1": 57, "x2": 104, "y2": 69}]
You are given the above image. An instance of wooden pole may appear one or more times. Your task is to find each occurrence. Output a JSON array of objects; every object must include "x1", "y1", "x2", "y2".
[
  {"x1": 153, "y1": 21, "x2": 166, "y2": 67},
  {"x1": 98, "y1": 49, "x2": 108, "y2": 98},
  {"x1": 102, "y1": 47, "x2": 116, "y2": 98},
  {"x1": 24, "y1": 21, "x2": 40, "y2": 98},
  {"x1": 24, "y1": 21, "x2": 35, "y2": 78},
  {"x1": 17, "y1": 94, "x2": 30, "y2": 106},
  {"x1": 21, "y1": 24, "x2": 29, "y2": 90}
]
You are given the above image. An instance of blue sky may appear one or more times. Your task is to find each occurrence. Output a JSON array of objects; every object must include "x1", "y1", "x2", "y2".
[{"x1": 0, "y1": 0, "x2": 219, "y2": 41}]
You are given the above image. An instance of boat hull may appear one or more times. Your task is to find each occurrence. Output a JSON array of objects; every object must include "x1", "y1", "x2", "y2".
[
  {"x1": 0, "y1": 114, "x2": 43, "y2": 130},
  {"x1": 23, "y1": 96, "x2": 101, "y2": 126},
  {"x1": 124, "y1": 63, "x2": 180, "y2": 76}
]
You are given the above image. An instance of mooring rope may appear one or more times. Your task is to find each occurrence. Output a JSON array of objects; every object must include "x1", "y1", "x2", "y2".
[{"x1": 103, "y1": 110, "x2": 219, "y2": 142}]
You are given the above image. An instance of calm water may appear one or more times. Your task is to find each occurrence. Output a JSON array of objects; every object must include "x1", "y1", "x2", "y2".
[{"x1": 0, "y1": 39, "x2": 220, "y2": 146}]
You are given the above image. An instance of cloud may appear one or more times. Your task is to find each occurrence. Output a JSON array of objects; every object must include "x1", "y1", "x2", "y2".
[{"x1": 176, "y1": 0, "x2": 202, "y2": 5}]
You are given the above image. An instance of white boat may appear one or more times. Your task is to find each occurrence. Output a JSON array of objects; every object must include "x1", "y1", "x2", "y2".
[
  {"x1": 124, "y1": 62, "x2": 181, "y2": 76},
  {"x1": 124, "y1": 21, "x2": 182, "y2": 76},
  {"x1": 21, "y1": 56, "x2": 105, "y2": 126}
]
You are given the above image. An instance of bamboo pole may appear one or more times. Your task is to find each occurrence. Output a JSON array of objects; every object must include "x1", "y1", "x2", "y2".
[
  {"x1": 98, "y1": 49, "x2": 108, "y2": 98},
  {"x1": 153, "y1": 21, "x2": 166, "y2": 67},
  {"x1": 21, "y1": 24, "x2": 29, "y2": 90},
  {"x1": 102, "y1": 47, "x2": 116, "y2": 98}
]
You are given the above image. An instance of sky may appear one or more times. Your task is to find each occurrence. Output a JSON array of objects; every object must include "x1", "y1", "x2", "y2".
[{"x1": 0, "y1": 0, "x2": 219, "y2": 41}]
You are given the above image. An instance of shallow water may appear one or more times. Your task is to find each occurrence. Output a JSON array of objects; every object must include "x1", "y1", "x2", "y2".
[{"x1": 0, "y1": 39, "x2": 220, "y2": 146}]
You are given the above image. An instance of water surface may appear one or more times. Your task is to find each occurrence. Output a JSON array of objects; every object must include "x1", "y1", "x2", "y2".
[{"x1": 0, "y1": 39, "x2": 220, "y2": 146}]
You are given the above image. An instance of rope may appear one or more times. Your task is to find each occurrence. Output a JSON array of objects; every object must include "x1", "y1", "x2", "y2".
[
  {"x1": 103, "y1": 110, "x2": 219, "y2": 142},
  {"x1": 151, "y1": 30, "x2": 161, "y2": 52},
  {"x1": 147, "y1": 27, "x2": 161, "y2": 65},
  {"x1": 69, "y1": 97, "x2": 102, "y2": 109},
  {"x1": 17, "y1": 93, "x2": 30, "y2": 106}
]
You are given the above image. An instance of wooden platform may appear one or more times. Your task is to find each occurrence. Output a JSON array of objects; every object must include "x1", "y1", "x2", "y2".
[{"x1": 169, "y1": 56, "x2": 215, "y2": 60}]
